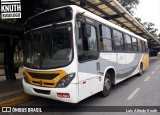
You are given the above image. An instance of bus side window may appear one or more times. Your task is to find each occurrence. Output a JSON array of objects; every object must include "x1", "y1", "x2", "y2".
[
  {"x1": 76, "y1": 21, "x2": 84, "y2": 51},
  {"x1": 138, "y1": 39, "x2": 142, "y2": 52},
  {"x1": 100, "y1": 25, "x2": 112, "y2": 51},
  {"x1": 132, "y1": 37, "x2": 138, "y2": 52},
  {"x1": 141, "y1": 41, "x2": 145, "y2": 52},
  {"x1": 76, "y1": 21, "x2": 99, "y2": 62},
  {"x1": 124, "y1": 34, "x2": 132, "y2": 52},
  {"x1": 145, "y1": 42, "x2": 148, "y2": 52},
  {"x1": 113, "y1": 30, "x2": 124, "y2": 51}
]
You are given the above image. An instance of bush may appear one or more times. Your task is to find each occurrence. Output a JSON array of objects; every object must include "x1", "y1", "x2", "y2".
[{"x1": 14, "y1": 61, "x2": 23, "y2": 67}]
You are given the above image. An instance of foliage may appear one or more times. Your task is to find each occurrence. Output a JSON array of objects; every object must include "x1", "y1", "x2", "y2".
[
  {"x1": 117, "y1": 0, "x2": 139, "y2": 14},
  {"x1": 14, "y1": 60, "x2": 23, "y2": 67},
  {"x1": 14, "y1": 40, "x2": 23, "y2": 62},
  {"x1": 135, "y1": 17, "x2": 160, "y2": 39},
  {"x1": 143, "y1": 22, "x2": 159, "y2": 37},
  {"x1": 158, "y1": 34, "x2": 160, "y2": 39},
  {"x1": 119, "y1": 0, "x2": 160, "y2": 39},
  {"x1": 0, "y1": 19, "x2": 17, "y2": 23},
  {"x1": 135, "y1": 17, "x2": 143, "y2": 24}
]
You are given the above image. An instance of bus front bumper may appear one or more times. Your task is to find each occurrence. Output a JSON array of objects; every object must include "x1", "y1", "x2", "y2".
[{"x1": 22, "y1": 79, "x2": 78, "y2": 103}]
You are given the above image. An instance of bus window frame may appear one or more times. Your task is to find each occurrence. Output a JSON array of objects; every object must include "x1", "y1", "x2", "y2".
[
  {"x1": 99, "y1": 24, "x2": 114, "y2": 52},
  {"x1": 137, "y1": 39, "x2": 143, "y2": 53},
  {"x1": 24, "y1": 23, "x2": 75, "y2": 70},
  {"x1": 112, "y1": 29, "x2": 125, "y2": 52},
  {"x1": 141, "y1": 41, "x2": 146, "y2": 53},
  {"x1": 76, "y1": 19, "x2": 99, "y2": 63},
  {"x1": 145, "y1": 42, "x2": 149, "y2": 52},
  {"x1": 123, "y1": 33, "x2": 133, "y2": 53},
  {"x1": 131, "y1": 36, "x2": 139, "y2": 53}
]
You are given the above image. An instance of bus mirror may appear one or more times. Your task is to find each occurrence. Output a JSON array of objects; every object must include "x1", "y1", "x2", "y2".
[{"x1": 84, "y1": 24, "x2": 91, "y2": 38}]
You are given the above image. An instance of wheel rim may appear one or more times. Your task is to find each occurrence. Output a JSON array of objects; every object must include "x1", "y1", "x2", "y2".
[{"x1": 104, "y1": 78, "x2": 111, "y2": 91}]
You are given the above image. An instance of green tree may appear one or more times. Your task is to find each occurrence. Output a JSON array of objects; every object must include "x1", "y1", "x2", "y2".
[
  {"x1": 117, "y1": 0, "x2": 139, "y2": 14},
  {"x1": 134, "y1": 18, "x2": 160, "y2": 39},
  {"x1": 14, "y1": 40, "x2": 23, "y2": 62},
  {"x1": 135, "y1": 17, "x2": 141, "y2": 22},
  {"x1": 135, "y1": 17, "x2": 143, "y2": 25},
  {"x1": 0, "y1": 19, "x2": 17, "y2": 23},
  {"x1": 143, "y1": 22, "x2": 158, "y2": 37},
  {"x1": 158, "y1": 34, "x2": 160, "y2": 39}
]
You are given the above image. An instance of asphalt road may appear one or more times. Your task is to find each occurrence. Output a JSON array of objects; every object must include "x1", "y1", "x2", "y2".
[{"x1": 20, "y1": 57, "x2": 160, "y2": 114}]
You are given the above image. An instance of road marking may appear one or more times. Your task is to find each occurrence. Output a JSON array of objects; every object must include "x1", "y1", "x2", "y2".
[
  {"x1": 127, "y1": 88, "x2": 140, "y2": 100},
  {"x1": 144, "y1": 76, "x2": 150, "y2": 82},
  {"x1": 151, "y1": 71, "x2": 155, "y2": 74}
]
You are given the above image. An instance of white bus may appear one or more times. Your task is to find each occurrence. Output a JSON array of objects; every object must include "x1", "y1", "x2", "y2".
[
  {"x1": 158, "y1": 52, "x2": 160, "y2": 57},
  {"x1": 23, "y1": 5, "x2": 149, "y2": 103}
]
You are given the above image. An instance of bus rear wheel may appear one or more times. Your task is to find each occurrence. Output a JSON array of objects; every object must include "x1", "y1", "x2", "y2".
[
  {"x1": 101, "y1": 72, "x2": 112, "y2": 97},
  {"x1": 138, "y1": 63, "x2": 143, "y2": 76}
]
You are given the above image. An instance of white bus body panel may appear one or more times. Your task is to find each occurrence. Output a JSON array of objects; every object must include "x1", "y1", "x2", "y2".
[{"x1": 23, "y1": 79, "x2": 79, "y2": 103}]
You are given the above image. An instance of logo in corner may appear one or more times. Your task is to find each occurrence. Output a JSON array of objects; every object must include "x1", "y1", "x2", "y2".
[
  {"x1": 2, "y1": 107, "x2": 11, "y2": 112},
  {"x1": 1, "y1": 0, "x2": 21, "y2": 19}
]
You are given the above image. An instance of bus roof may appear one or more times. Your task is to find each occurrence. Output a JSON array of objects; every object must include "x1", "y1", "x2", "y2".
[
  {"x1": 70, "y1": 5, "x2": 147, "y2": 42},
  {"x1": 27, "y1": 5, "x2": 147, "y2": 42}
]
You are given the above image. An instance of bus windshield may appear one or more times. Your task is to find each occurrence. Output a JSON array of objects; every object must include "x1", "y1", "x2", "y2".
[
  {"x1": 25, "y1": 7, "x2": 72, "y2": 31},
  {"x1": 24, "y1": 23, "x2": 73, "y2": 69}
]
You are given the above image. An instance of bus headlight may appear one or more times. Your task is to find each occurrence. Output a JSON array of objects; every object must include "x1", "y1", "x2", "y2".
[
  {"x1": 56, "y1": 73, "x2": 75, "y2": 88},
  {"x1": 23, "y1": 72, "x2": 29, "y2": 84}
]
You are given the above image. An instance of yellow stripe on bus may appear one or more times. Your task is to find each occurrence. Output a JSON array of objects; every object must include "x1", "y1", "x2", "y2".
[
  {"x1": 142, "y1": 53, "x2": 149, "y2": 71},
  {"x1": 24, "y1": 70, "x2": 67, "y2": 88}
]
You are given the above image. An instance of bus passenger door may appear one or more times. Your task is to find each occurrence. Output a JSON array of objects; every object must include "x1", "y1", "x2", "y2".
[{"x1": 76, "y1": 21, "x2": 101, "y2": 101}]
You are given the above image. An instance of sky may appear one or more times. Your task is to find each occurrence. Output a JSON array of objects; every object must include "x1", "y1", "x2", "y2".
[{"x1": 134, "y1": 0, "x2": 160, "y2": 34}]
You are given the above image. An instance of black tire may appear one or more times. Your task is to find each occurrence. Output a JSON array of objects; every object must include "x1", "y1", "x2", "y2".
[
  {"x1": 138, "y1": 63, "x2": 143, "y2": 76},
  {"x1": 100, "y1": 72, "x2": 112, "y2": 97}
]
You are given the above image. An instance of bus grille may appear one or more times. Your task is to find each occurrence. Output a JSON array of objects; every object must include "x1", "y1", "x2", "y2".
[{"x1": 28, "y1": 72, "x2": 59, "y2": 80}]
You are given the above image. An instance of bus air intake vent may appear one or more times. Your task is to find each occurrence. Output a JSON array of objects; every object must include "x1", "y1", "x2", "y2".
[
  {"x1": 33, "y1": 88, "x2": 50, "y2": 95},
  {"x1": 28, "y1": 72, "x2": 59, "y2": 80}
]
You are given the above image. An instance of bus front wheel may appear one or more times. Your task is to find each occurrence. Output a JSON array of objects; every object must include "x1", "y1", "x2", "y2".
[{"x1": 101, "y1": 72, "x2": 112, "y2": 97}]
